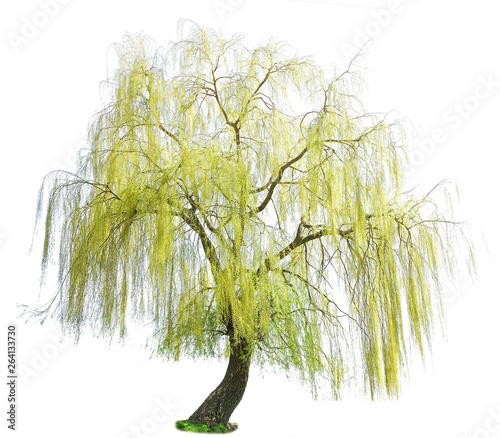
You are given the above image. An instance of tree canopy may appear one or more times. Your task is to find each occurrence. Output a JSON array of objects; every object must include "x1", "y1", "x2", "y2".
[{"x1": 35, "y1": 22, "x2": 475, "y2": 401}]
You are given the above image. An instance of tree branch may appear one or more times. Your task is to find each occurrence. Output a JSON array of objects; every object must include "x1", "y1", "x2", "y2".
[
  {"x1": 249, "y1": 144, "x2": 309, "y2": 216},
  {"x1": 165, "y1": 197, "x2": 222, "y2": 277},
  {"x1": 156, "y1": 122, "x2": 184, "y2": 147},
  {"x1": 256, "y1": 222, "x2": 353, "y2": 276}
]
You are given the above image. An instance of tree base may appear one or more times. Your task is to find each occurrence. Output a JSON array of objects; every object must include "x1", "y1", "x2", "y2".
[{"x1": 175, "y1": 420, "x2": 238, "y2": 433}]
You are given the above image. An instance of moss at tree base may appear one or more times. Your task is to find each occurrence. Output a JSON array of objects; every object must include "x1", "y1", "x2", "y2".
[{"x1": 175, "y1": 420, "x2": 238, "y2": 433}]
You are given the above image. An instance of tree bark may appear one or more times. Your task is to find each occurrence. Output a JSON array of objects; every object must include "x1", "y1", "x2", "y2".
[{"x1": 188, "y1": 337, "x2": 251, "y2": 430}]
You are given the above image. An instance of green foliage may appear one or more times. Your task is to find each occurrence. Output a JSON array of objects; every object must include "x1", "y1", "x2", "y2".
[
  {"x1": 35, "y1": 21, "x2": 475, "y2": 400},
  {"x1": 175, "y1": 420, "x2": 232, "y2": 433}
]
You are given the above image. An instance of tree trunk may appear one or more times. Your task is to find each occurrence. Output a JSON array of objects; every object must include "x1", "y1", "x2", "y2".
[{"x1": 188, "y1": 337, "x2": 251, "y2": 430}]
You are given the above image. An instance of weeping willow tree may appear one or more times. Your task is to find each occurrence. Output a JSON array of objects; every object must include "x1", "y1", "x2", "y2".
[{"x1": 34, "y1": 22, "x2": 474, "y2": 430}]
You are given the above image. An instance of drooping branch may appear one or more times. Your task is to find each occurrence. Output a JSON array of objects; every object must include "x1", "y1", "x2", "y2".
[{"x1": 280, "y1": 269, "x2": 365, "y2": 333}]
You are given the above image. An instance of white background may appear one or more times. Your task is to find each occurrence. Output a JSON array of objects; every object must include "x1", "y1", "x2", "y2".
[{"x1": 1, "y1": 1, "x2": 499, "y2": 437}]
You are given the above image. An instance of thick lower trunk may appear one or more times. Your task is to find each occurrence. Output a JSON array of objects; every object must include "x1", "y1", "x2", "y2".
[{"x1": 188, "y1": 338, "x2": 251, "y2": 430}]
